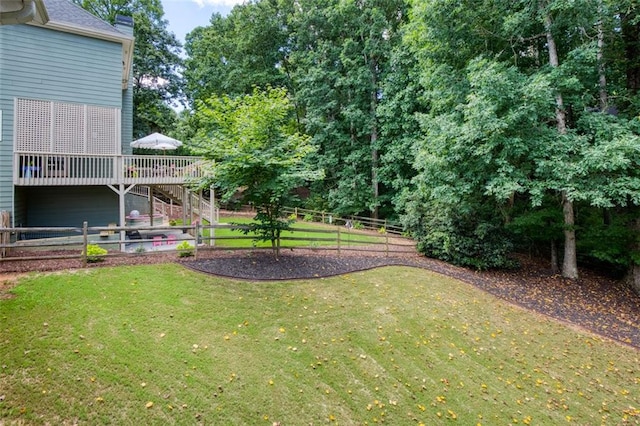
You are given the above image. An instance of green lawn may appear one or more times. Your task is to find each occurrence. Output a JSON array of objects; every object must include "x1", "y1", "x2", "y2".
[
  {"x1": 1, "y1": 264, "x2": 639, "y2": 425},
  {"x1": 202, "y1": 217, "x2": 384, "y2": 249}
]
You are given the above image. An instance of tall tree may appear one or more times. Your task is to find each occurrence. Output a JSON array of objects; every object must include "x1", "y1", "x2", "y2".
[
  {"x1": 403, "y1": 0, "x2": 640, "y2": 275},
  {"x1": 183, "y1": 0, "x2": 292, "y2": 106},
  {"x1": 290, "y1": 0, "x2": 407, "y2": 217},
  {"x1": 72, "y1": 0, "x2": 183, "y2": 138},
  {"x1": 539, "y1": 0, "x2": 578, "y2": 278}
]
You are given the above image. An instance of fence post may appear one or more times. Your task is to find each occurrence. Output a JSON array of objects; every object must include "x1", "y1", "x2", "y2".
[
  {"x1": 82, "y1": 221, "x2": 88, "y2": 267},
  {"x1": 194, "y1": 221, "x2": 200, "y2": 259},
  {"x1": 385, "y1": 231, "x2": 389, "y2": 257},
  {"x1": 0, "y1": 210, "x2": 9, "y2": 259},
  {"x1": 337, "y1": 226, "x2": 341, "y2": 255}
]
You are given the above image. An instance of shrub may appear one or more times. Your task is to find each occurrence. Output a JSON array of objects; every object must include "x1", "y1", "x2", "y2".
[
  {"x1": 288, "y1": 213, "x2": 298, "y2": 221},
  {"x1": 403, "y1": 201, "x2": 517, "y2": 270},
  {"x1": 303, "y1": 213, "x2": 314, "y2": 222},
  {"x1": 176, "y1": 241, "x2": 194, "y2": 257},
  {"x1": 352, "y1": 220, "x2": 364, "y2": 230},
  {"x1": 84, "y1": 244, "x2": 107, "y2": 263},
  {"x1": 378, "y1": 226, "x2": 386, "y2": 234},
  {"x1": 169, "y1": 219, "x2": 177, "y2": 226}
]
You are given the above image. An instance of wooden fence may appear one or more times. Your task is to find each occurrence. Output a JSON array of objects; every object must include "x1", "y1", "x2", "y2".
[
  {"x1": 0, "y1": 221, "x2": 416, "y2": 266},
  {"x1": 282, "y1": 207, "x2": 404, "y2": 235}
]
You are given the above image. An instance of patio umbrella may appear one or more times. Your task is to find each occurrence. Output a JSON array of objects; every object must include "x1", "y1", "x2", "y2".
[
  {"x1": 130, "y1": 132, "x2": 183, "y2": 150},
  {"x1": 153, "y1": 142, "x2": 179, "y2": 152}
]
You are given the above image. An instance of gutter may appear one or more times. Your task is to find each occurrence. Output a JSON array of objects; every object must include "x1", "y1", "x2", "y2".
[{"x1": 0, "y1": 0, "x2": 35, "y2": 25}]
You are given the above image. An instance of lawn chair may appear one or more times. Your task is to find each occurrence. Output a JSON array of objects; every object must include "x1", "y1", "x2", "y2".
[
  {"x1": 126, "y1": 230, "x2": 142, "y2": 240},
  {"x1": 152, "y1": 235, "x2": 163, "y2": 247},
  {"x1": 166, "y1": 234, "x2": 177, "y2": 245}
]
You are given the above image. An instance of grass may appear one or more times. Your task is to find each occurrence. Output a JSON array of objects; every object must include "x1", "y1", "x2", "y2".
[
  {"x1": 197, "y1": 217, "x2": 384, "y2": 249},
  {"x1": 1, "y1": 264, "x2": 639, "y2": 425}
]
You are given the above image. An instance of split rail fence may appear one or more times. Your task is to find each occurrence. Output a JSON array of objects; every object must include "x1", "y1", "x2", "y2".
[{"x1": 0, "y1": 221, "x2": 416, "y2": 267}]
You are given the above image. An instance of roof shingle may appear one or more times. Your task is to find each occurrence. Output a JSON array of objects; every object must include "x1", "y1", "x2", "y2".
[{"x1": 43, "y1": 0, "x2": 127, "y2": 37}]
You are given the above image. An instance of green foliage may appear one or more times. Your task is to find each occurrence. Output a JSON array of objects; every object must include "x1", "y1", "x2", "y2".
[
  {"x1": 193, "y1": 87, "x2": 323, "y2": 256},
  {"x1": 576, "y1": 208, "x2": 636, "y2": 274},
  {"x1": 183, "y1": 1, "x2": 291, "y2": 104},
  {"x1": 402, "y1": 195, "x2": 517, "y2": 270},
  {"x1": 84, "y1": 244, "x2": 107, "y2": 263},
  {"x1": 289, "y1": 0, "x2": 408, "y2": 216},
  {"x1": 303, "y1": 214, "x2": 314, "y2": 222},
  {"x1": 72, "y1": 0, "x2": 184, "y2": 137},
  {"x1": 176, "y1": 240, "x2": 194, "y2": 257}
]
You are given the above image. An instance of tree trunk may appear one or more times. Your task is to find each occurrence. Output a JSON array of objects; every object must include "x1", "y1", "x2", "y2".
[
  {"x1": 550, "y1": 239, "x2": 559, "y2": 274},
  {"x1": 561, "y1": 191, "x2": 579, "y2": 278},
  {"x1": 625, "y1": 216, "x2": 640, "y2": 296},
  {"x1": 543, "y1": 4, "x2": 578, "y2": 279},
  {"x1": 370, "y1": 56, "x2": 380, "y2": 220},
  {"x1": 597, "y1": 1, "x2": 608, "y2": 110}
]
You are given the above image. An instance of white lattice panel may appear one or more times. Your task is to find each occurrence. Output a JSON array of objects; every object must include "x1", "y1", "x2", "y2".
[
  {"x1": 54, "y1": 102, "x2": 84, "y2": 154},
  {"x1": 15, "y1": 99, "x2": 51, "y2": 152},
  {"x1": 15, "y1": 98, "x2": 120, "y2": 155},
  {"x1": 87, "y1": 106, "x2": 118, "y2": 154}
]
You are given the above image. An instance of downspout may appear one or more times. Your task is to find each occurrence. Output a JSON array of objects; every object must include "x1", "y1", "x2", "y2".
[{"x1": 0, "y1": 0, "x2": 35, "y2": 25}]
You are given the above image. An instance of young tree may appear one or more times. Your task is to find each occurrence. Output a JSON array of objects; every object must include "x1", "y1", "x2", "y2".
[{"x1": 192, "y1": 87, "x2": 323, "y2": 258}]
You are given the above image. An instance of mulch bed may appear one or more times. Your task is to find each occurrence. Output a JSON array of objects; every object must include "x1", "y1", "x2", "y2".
[{"x1": 2, "y1": 248, "x2": 639, "y2": 350}]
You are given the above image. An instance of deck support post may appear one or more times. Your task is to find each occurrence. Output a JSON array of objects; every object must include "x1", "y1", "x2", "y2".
[{"x1": 108, "y1": 183, "x2": 135, "y2": 252}]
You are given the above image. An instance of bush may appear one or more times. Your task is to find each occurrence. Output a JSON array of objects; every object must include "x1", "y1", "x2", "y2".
[
  {"x1": 303, "y1": 213, "x2": 314, "y2": 222},
  {"x1": 84, "y1": 244, "x2": 107, "y2": 263},
  {"x1": 176, "y1": 241, "x2": 194, "y2": 257},
  {"x1": 402, "y1": 200, "x2": 517, "y2": 270},
  {"x1": 352, "y1": 220, "x2": 364, "y2": 230}
]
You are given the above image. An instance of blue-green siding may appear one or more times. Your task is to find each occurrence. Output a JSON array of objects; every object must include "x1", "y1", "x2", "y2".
[
  {"x1": 0, "y1": 23, "x2": 130, "y2": 226},
  {"x1": 117, "y1": 22, "x2": 134, "y2": 155},
  {"x1": 18, "y1": 186, "x2": 119, "y2": 227}
]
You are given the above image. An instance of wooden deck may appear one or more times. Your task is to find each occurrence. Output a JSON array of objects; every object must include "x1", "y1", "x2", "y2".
[{"x1": 13, "y1": 152, "x2": 207, "y2": 186}]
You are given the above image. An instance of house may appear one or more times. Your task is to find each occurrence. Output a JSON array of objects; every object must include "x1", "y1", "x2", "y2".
[{"x1": 0, "y1": 0, "x2": 203, "y2": 239}]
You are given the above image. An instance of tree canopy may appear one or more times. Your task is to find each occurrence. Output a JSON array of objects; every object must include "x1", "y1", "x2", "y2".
[
  {"x1": 73, "y1": 0, "x2": 183, "y2": 138},
  {"x1": 192, "y1": 87, "x2": 323, "y2": 257},
  {"x1": 81, "y1": 0, "x2": 640, "y2": 285}
]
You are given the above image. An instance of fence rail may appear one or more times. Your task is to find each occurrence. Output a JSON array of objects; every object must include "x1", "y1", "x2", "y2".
[
  {"x1": 0, "y1": 221, "x2": 416, "y2": 266},
  {"x1": 282, "y1": 207, "x2": 404, "y2": 235}
]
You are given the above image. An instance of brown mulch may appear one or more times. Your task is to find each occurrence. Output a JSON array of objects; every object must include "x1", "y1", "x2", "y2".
[{"x1": 1, "y1": 248, "x2": 639, "y2": 350}]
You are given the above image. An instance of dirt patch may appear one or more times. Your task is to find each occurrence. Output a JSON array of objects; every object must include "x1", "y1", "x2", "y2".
[{"x1": 0, "y1": 272, "x2": 27, "y2": 299}]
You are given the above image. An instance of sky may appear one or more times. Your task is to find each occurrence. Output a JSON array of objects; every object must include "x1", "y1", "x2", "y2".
[{"x1": 160, "y1": 0, "x2": 244, "y2": 43}]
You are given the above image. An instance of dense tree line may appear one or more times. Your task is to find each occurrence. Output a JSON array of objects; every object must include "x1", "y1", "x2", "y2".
[{"x1": 79, "y1": 0, "x2": 640, "y2": 286}]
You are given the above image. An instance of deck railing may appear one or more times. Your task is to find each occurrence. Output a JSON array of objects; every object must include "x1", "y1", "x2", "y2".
[{"x1": 13, "y1": 152, "x2": 207, "y2": 186}]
